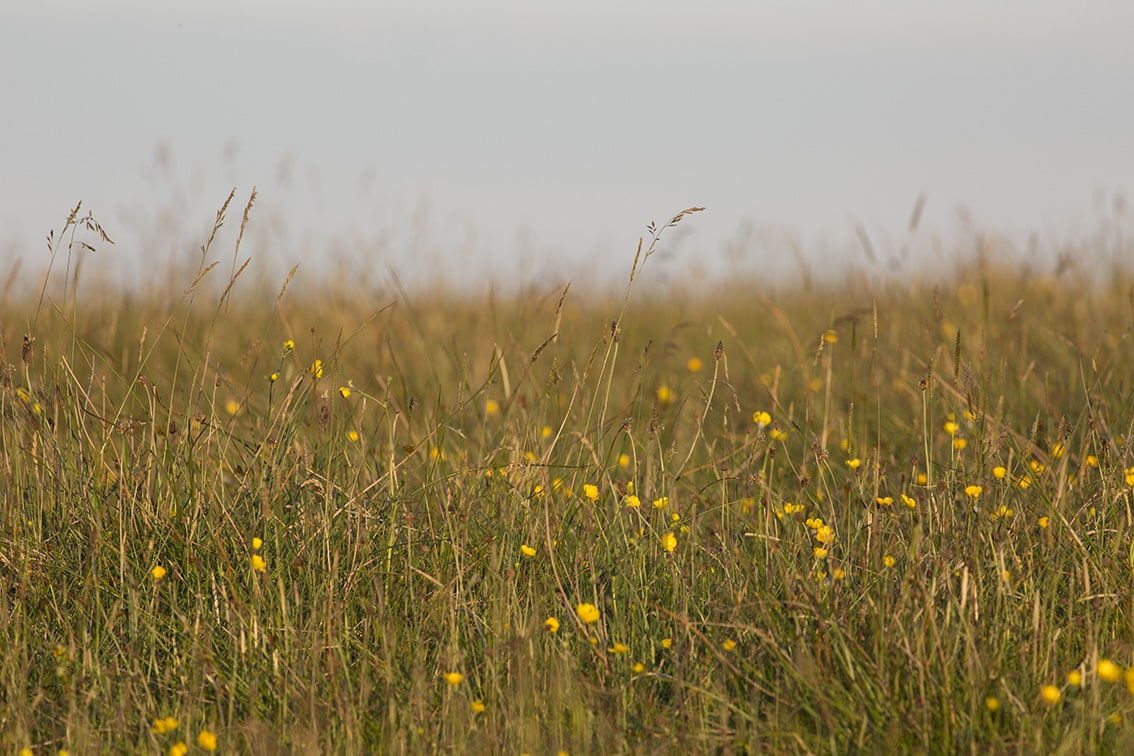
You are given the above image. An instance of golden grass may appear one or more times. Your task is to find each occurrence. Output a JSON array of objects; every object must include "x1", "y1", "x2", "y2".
[{"x1": 2, "y1": 202, "x2": 1134, "y2": 752}]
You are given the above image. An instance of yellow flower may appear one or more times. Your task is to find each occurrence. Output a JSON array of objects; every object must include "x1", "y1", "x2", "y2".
[
  {"x1": 883, "y1": 555, "x2": 896, "y2": 568},
  {"x1": 770, "y1": 427, "x2": 787, "y2": 441},
  {"x1": 1030, "y1": 460, "x2": 1046, "y2": 475},
  {"x1": 662, "y1": 532, "x2": 677, "y2": 552},
  {"x1": 431, "y1": 447, "x2": 444, "y2": 461},
  {"x1": 846, "y1": 458, "x2": 862, "y2": 470},
  {"x1": 991, "y1": 504, "x2": 1014, "y2": 519},
  {"x1": 833, "y1": 567, "x2": 846, "y2": 580},
  {"x1": 531, "y1": 484, "x2": 545, "y2": 498},
  {"x1": 268, "y1": 372, "x2": 279, "y2": 383},
  {"x1": 310, "y1": 359, "x2": 323, "y2": 379},
  {"x1": 876, "y1": 496, "x2": 893, "y2": 507},
  {"x1": 151, "y1": 565, "x2": 167, "y2": 580},
  {"x1": 985, "y1": 696, "x2": 1000, "y2": 712},
  {"x1": 251, "y1": 554, "x2": 267, "y2": 573},
  {"x1": 485, "y1": 399, "x2": 499, "y2": 415},
  {"x1": 283, "y1": 339, "x2": 295, "y2": 351},
  {"x1": 520, "y1": 544, "x2": 537, "y2": 558},
  {"x1": 660, "y1": 638, "x2": 674, "y2": 650},
  {"x1": 813, "y1": 547, "x2": 828, "y2": 559},
  {"x1": 152, "y1": 716, "x2": 180, "y2": 734},
  {"x1": 618, "y1": 453, "x2": 630, "y2": 468},
  {"x1": 443, "y1": 672, "x2": 465, "y2": 686},
  {"x1": 1066, "y1": 670, "x2": 1082, "y2": 687},
  {"x1": 18, "y1": 750, "x2": 32, "y2": 756},
  {"x1": 992, "y1": 466, "x2": 1007, "y2": 480},
  {"x1": 338, "y1": 386, "x2": 351, "y2": 398},
  {"x1": 583, "y1": 484, "x2": 599, "y2": 501},
  {"x1": 347, "y1": 430, "x2": 360, "y2": 442},
  {"x1": 953, "y1": 437, "x2": 967, "y2": 450},
  {"x1": 783, "y1": 503, "x2": 804, "y2": 515},
  {"x1": 814, "y1": 525, "x2": 834, "y2": 544},
  {"x1": 1040, "y1": 685, "x2": 1061, "y2": 704},
  {"x1": 625, "y1": 495, "x2": 641, "y2": 508},
  {"x1": 964, "y1": 485, "x2": 982, "y2": 499},
  {"x1": 169, "y1": 744, "x2": 188, "y2": 756},
  {"x1": 1086, "y1": 455, "x2": 1099, "y2": 468},
  {"x1": 687, "y1": 357, "x2": 702, "y2": 372},
  {"x1": 805, "y1": 517, "x2": 824, "y2": 530},
  {"x1": 916, "y1": 472, "x2": 927, "y2": 485},
  {"x1": 752, "y1": 411, "x2": 771, "y2": 426},
  {"x1": 1125, "y1": 467, "x2": 1134, "y2": 487},
  {"x1": 1034, "y1": 515, "x2": 1050, "y2": 529},
  {"x1": 225, "y1": 399, "x2": 240, "y2": 416},
  {"x1": 900, "y1": 494, "x2": 916, "y2": 509},
  {"x1": 609, "y1": 642, "x2": 629, "y2": 654},
  {"x1": 544, "y1": 616, "x2": 560, "y2": 633},
  {"x1": 943, "y1": 421, "x2": 959, "y2": 435},
  {"x1": 196, "y1": 730, "x2": 217, "y2": 751},
  {"x1": 1125, "y1": 666, "x2": 1134, "y2": 695},
  {"x1": 1051, "y1": 442, "x2": 1065, "y2": 458},
  {"x1": 823, "y1": 330, "x2": 838, "y2": 344},
  {"x1": 632, "y1": 662, "x2": 646, "y2": 673},
  {"x1": 656, "y1": 386, "x2": 673, "y2": 404},
  {"x1": 1099, "y1": 659, "x2": 1122, "y2": 683},
  {"x1": 722, "y1": 639, "x2": 736, "y2": 651},
  {"x1": 576, "y1": 603, "x2": 601, "y2": 624},
  {"x1": 542, "y1": 425, "x2": 552, "y2": 439},
  {"x1": 471, "y1": 700, "x2": 486, "y2": 713},
  {"x1": 252, "y1": 537, "x2": 262, "y2": 550}
]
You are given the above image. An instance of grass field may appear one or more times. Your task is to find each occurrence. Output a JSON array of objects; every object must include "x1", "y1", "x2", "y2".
[{"x1": 3, "y1": 201, "x2": 1134, "y2": 754}]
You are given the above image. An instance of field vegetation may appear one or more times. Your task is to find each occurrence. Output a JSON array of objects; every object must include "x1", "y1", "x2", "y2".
[{"x1": 3, "y1": 199, "x2": 1134, "y2": 753}]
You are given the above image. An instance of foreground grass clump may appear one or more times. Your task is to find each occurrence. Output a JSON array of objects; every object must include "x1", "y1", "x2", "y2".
[{"x1": 3, "y1": 205, "x2": 1134, "y2": 753}]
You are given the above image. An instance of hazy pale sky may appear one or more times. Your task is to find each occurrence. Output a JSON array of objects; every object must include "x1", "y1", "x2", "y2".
[{"x1": 4, "y1": 0, "x2": 1133, "y2": 289}]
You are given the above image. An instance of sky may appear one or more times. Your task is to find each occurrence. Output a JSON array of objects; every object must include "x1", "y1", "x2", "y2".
[{"x1": 3, "y1": 0, "x2": 1133, "y2": 291}]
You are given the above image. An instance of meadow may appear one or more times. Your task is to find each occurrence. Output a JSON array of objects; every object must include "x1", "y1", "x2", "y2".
[{"x1": 2, "y1": 200, "x2": 1134, "y2": 754}]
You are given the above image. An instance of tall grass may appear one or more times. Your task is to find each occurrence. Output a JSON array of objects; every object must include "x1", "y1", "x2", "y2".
[{"x1": 2, "y1": 200, "x2": 1134, "y2": 753}]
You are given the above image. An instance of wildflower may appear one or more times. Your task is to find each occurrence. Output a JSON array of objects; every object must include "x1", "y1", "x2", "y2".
[
  {"x1": 964, "y1": 485, "x2": 982, "y2": 499},
  {"x1": 753, "y1": 411, "x2": 771, "y2": 427},
  {"x1": 1125, "y1": 666, "x2": 1134, "y2": 695},
  {"x1": 846, "y1": 458, "x2": 862, "y2": 470},
  {"x1": 471, "y1": 700, "x2": 486, "y2": 713},
  {"x1": 1086, "y1": 455, "x2": 1099, "y2": 468},
  {"x1": 809, "y1": 377, "x2": 824, "y2": 393},
  {"x1": 985, "y1": 696, "x2": 1000, "y2": 712},
  {"x1": 485, "y1": 399, "x2": 499, "y2": 415},
  {"x1": 1017, "y1": 477, "x2": 1031, "y2": 490},
  {"x1": 443, "y1": 672, "x2": 465, "y2": 686},
  {"x1": 953, "y1": 438, "x2": 967, "y2": 450},
  {"x1": 687, "y1": 357, "x2": 702, "y2": 372},
  {"x1": 661, "y1": 637, "x2": 673, "y2": 649},
  {"x1": 901, "y1": 494, "x2": 916, "y2": 509},
  {"x1": 252, "y1": 537, "x2": 262, "y2": 550},
  {"x1": 618, "y1": 454, "x2": 630, "y2": 468},
  {"x1": 1051, "y1": 442, "x2": 1065, "y2": 458},
  {"x1": 310, "y1": 359, "x2": 323, "y2": 379},
  {"x1": 625, "y1": 495, "x2": 641, "y2": 508},
  {"x1": 632, "y1": 662, "x2": 646, "y2": 673},
  {"x1": 170, "y1": 744, "x2": 188, "y2": 756},
  {"x1": 347, "y1": 430, "x2": 360, "y2": 442},
  {"x1": 1038, "y1": 516, "x2": 1050, "y2": 528},
  {"x1": 196, "y1": 730, "x2": 218, "y2": 751},
  {"x1": 431, "y1": 447, "x2": 444, "y2": 461},
  {"x1": 993, "y1": 466, "x2": 1007, "y2": 480},
  {"x1": 338, "y1": 386, "x2": 351, "y2": 399},
  {"x1": 152, "y1": 716, "x2": 180, "y2": 734},
  {"x1": 1066, "y1": 670, "x2": 1082, "y2": 687},
  {"x1": 1098, "y1": 659, "x2": 1122, "y2": 683},
  {"x1": 151, "y1": 565, "x2": 167, "y2": 580},
  {"x1": 1040, "y1": 685, "x2": 1061, "y2": 704},
  {"x1": 583, "y1": 484, "x2": 599, "y2": 501},
  {"x1": 609, "y1": 642, "x2": 629, "y2": 654},
  {"x1": 1030, "y1": 460, "x2": 1046, "y2": 475},
  {"x1": 542, "y1": 426, "x2": 552, "y2": 439},
  {"x1": 576, "y1": 603, "x2": 601, "y2": 624},
  {"x1": 943, "y1": 421, "x2": 959, "y2": 435},
  {"x1": 531, "y1": 485, "x2": 545, "y2": 498},
  {"x1": 813, "y1": 547, "x2": 828, "y2": 559},
  {"x1": 883, "y1": 555, "x2": 895, "y2": 568},
  {"x1": 823, "y1": 330, "x2": 838, "y2": 343},
  {"x1": 991, "y1": 505, "x2": 1014, "y2": 519},
  {"x1": 662, "y1": 532, "x2": 677, "y2": 552},
  {"x1": 544, "y1": 616, "x2": 560, "y2": 633},
  {"x1": 251, "y1": 554, "x2": 267, "y2": 573},
  {"x1": 833, "y1": 567, "x2": 846, "y2": 580},
  {"x1": 916, "y1": 472, "x2": 927, "y2": 485},
  {"x1": 269, "y1": 372, "x2": 279, "y2": 383},
  {"x1": 652, "y1": 496, "x2": 668, "y2": 508},
  {"x1": 783, "y1": 503, "x2": 804, "y2": 515},
  {"x1": 283, "y1": 339, "x2": 295, "y2": 351},
  {"x1": 770, "y1": 427, "x2": 787, "y2": 441},
  {"x1": 805, "y1": 517, "x2": 824, "y2": 530},
  {"x1": 1126, "y1": 467, "x2": 1134, "y2": 487},
  {"x1": 520, "y1": 544, "x2": 536, "y2": 558},
  {"x1": 876, "y1": 496, "x2": 893, "y2": 507},
  {"x1": 225, "y1": 399, "x2": 239, "y2": 416},
  {"x1": 814, "y1": 525, "x2": 834, "y2": 544},
  {"x1": 656, "y1": 386, "x2": 673, "y2": 404},
  {"x1": 722, "y1": 639, "x2": 736, "y2": 651}
]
